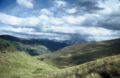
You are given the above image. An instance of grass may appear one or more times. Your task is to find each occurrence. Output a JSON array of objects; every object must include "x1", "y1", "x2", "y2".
[
  {"x1": 38, "y1": 39, "x2": 120, "y2": 68},
  {"x1": 34, "y1": 54, "x2": 120, "y2": 78},
  {"x1": 0, "y1": 51, "x2": 58, "y2": 78},
  {"x1": 0, "y1": 50, "x2": 119, "y2": 78}
]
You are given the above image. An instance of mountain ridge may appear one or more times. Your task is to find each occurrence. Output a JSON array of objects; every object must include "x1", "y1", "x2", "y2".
[{"x1": 0, "y1": 35, "x2": 69, "y2": 51}]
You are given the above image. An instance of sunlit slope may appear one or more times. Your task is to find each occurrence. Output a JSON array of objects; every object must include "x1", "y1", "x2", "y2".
[
  {"x1": 0, "y1": 51, "x2": 57, "y2": 78},
  {"x1": 0, "y1": 52, "x2": 119, "y2": 78},
  {"x1": 35, "y1": 55, "x2": 120, "y2": 78},
  {"x1": 38, "y1": 39, "x2": 120, "y2": 68}
]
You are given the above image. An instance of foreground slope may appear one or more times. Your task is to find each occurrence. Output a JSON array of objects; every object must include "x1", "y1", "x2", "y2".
[
  {"x1": 0, "y1": 51, "x2": 119, "y2": 78},
  {"x1": 35, "y1": 55, "x2": 120, "y2": 78},
  {"x1": 38, "y1": 39, "x2": 120, "y2": 68},
  {"x1": 0, "y1": 51, "x2": 57, "y2": 78}
]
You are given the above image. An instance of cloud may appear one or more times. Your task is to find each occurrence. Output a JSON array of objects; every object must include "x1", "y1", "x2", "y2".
[
  {"x1": 16, "y1": 0, "x2": 34, "y2": 9},
  {"x1": 54, "y1": 0, "x2": 67, "y2": 7},
  {"x1": 74, "y1": 0, "x2": 120, "y2": 30},
  {"x1": 0, "y1": 0, "x2": 120, "y2": 42},
  {"x1": 0, "y1": 12, "x2": 40, "y2": 26},
  {"x1": 96, "y1": 0, "x2": 120, "y2": 30},
  {"x1": 98, "y1": 15, "x2": 120, "y2": 30},
  {"x1": 0, "y1": 25, "x2": 70, "y2": 41},
  {"x1": 0, "y1": 13, "x2": 23, "y2": 26},
  {"x1": 1, "y1": 23, "x2": 119, "y2": 41},
  {"x1": 76, "y1": 0, "x2": 103, "y2": 13},
  {"x1": 98, "y1": 0, "x2": 120, "y2": 15},
  {"x1": 0, "y1": 12, "x2": 86, "y2": 27},
  {"x1": 41, "y1": 25, "x2": 119, "y2": 36},
  {"x1": 63, "y1": 15, "x2": 86, "y2": 25},
  {"x1": 0, "y1": 9, "x2": 120, "y2": 41},
  {"x1": 40, "y1": 8, "x2": 53, "y2": 16},
  {"x1": 66, "y1": 8, "x2": 77, "y2": 14}
]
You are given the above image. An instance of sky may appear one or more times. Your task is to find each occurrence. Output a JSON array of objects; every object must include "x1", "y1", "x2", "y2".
[{"x1": 0, "y1": 0, "x2": 120, "y2": 42}]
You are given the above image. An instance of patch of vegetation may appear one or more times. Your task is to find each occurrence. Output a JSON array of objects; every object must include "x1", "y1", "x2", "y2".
[
  {"x1": 34, "y1": 55, "x2": 120, "y2": 78},
  {"x1": 0, "y1": 51, "x2": 119, "y2": 78},
  {"x1": 0, "y1": 51, "x2": 57, "y2": 78}
]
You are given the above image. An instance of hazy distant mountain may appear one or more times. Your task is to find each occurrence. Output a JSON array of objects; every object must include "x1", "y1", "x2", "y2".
[
  {"x1": 0, "y1": 35, "x2": 50, "y2": 55},
  {"x1": 0, "y1": 35, "x2": 69, "y2": 52}
]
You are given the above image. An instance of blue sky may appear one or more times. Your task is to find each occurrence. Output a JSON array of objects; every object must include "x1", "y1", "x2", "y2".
[{"x1": 0, "y1": 0, "x2": 120, "y2": 41}]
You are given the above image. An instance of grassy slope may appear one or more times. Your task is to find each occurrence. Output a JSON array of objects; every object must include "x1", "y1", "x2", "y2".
[
  {"x1": 0, "y1": 51, "x2": 119, "y2": 78},
  {"x1": 34, "y1": 55, "x2": 120, "y2": 78},
  {"x1": 38, "y1": 39, "x2": 120, "y2": 68},
  {"x1": 0, "y1": 52, "x2": 57, "y2": 78}
]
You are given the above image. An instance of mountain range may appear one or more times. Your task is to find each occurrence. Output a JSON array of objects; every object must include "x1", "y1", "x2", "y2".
[
  {"x1": 0, "y1": 35, "x2": 119, "y2": 78},
  {"x1": 0, "y1": 35, "x2": 70, "y2": 55}
]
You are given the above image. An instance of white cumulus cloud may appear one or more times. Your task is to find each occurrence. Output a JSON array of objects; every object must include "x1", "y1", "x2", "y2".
[
  {"x1": 16, "y1": 0, "x2": 34, "y2": 9},
  {"x1": 0, "y1": 0, "x2": 120, "y2": 41},
  {"x1": 66, "y1": 8, "x2": 77, "y2": 14},
  {"x1": 0, "y1": 12, "x2": 40, "y2": 26}
]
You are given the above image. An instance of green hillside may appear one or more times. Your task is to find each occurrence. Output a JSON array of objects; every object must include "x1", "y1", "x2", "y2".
[
  {"x1": 35, "y1": 54, "x2": 120, "y2": 78},
  {"x1": 38, "y1": 39, "x2": 120, "y2": 68},
  {"x1": 0, "y1": 50, "x2": 119, "y2": 78},
  {"x1": 0, "y1": 51, "x2": 57, "y2": 78}
]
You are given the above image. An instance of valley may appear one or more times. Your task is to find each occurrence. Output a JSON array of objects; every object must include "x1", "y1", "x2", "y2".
[{"x1": 0, "y1": 35, "x2": 120, "y2": 78}]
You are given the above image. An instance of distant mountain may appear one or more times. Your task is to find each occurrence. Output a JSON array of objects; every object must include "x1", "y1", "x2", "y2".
[
  {"x1": 0, "y1": 35, "x2": 69, "y2": 52},
  {"x1": 0, "y1": 35, "x2": 50, "y2": 55},
  {"x1": 38, "y1": 38, "x2": 120, "y2": 68}
]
